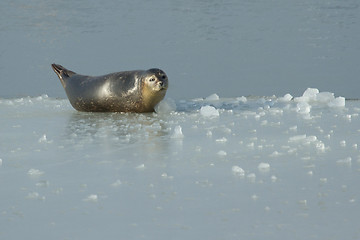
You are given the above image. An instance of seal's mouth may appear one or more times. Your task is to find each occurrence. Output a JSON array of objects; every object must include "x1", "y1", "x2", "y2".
[{"x1": 158, "y1": 81, "x2": 168, "y2": 91}]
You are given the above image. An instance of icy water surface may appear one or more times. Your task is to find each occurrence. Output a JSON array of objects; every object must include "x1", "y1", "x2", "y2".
[{"x1": 1, "y1": 89, "x2": 360, "y2": 239}]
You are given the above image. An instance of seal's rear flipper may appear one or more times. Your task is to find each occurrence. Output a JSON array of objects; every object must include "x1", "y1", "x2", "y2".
[{"x1": 51, "y1": 64, "x2": 76, "y2": 88}]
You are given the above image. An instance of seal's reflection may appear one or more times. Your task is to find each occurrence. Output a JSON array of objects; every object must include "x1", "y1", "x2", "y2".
[{"x1": 65, "y1": 111, "x2": 172, "y2": 157}]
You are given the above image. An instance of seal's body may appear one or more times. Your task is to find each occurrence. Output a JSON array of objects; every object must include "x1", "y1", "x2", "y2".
[{"x1": 51, "y1": 64, "x2": 168, "y2": 112}]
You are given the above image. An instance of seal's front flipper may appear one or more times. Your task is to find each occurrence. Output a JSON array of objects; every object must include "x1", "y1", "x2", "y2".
[{"x1": 51, "y1": 63, "x2": 76, "y2": 88}]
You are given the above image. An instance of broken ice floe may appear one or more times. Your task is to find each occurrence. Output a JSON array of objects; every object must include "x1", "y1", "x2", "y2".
[
  {"x1": 294, "y1": 88, "x2": 345, "y2": 108},
  {"x1": 200, "y1": 105, "x2": 219, "y2": 117}
]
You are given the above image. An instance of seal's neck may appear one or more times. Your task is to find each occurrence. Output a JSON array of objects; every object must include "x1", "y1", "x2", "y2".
[{"x1": 141, "y1": 87, "x2": 166, "y2": 112}]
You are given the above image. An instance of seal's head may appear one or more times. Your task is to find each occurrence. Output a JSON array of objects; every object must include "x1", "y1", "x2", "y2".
[
  {"x1": 143, "y1": 68, "x2": 169, "y2": 92},
  {"x1": 140, "y1": 68, "x2": 169, "y2": 111}
]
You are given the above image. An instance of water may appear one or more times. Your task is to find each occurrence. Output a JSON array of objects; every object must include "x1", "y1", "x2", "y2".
[
  {"x1": 0, "y1": 0, "x2": 359, "y2": 99},
  {"x1": 1, "y1": 1, "x2": 360, "y2": 239}
]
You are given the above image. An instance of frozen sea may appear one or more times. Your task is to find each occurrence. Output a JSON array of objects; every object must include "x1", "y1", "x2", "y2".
[
  {"x1": 1, "y1": 0, "x2": 360, "y2": 239},
  {"x1": 1, "y1": 89, "x2": 360, "y2": 239}
]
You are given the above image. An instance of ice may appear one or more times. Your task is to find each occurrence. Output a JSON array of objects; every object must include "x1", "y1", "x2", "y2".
[
  {"x1": 26, "y1": 192, "x2": 45, "y2": 200},
  {"x1": 171, "y1": 125, "x2": 184, "y2": 139},
  {"x1": 336, "y1": 157, "x2": 352, "y2": 165},
  {"x1": 154, "y1": 98, "x2": 176, "y2": 113},
  {"x1": 258, "y1": 162, "x2": 270, "y2": 172},
  {"x1": 200, "y1": 105, "x2": 219, "y2": 117},
  {"x1": 278, "y1": 93, "x2": 293, "y2": 102},
  {"x1": 215, "y1": 137, "x2": 227, "y2": 143},
  {"x1": 1, "y1": 90, "x2": 359, "y2": 240},
  {"x1": 38, "y1": 134, "x2": 53, "y2": 143},
  {"x1": 27, "y1": 168, "x2": 44, "y2": 177},
  {"x1": 328, "y1": 97, "x2": 345, "y2": 107},
  {"x1": 205, "y1": 93, "x2": 220, "y2": 101},
  {"x1": 289, "y1": 134, "x2": 307, "y2": 142},
  {"x1": 135, "y1": 164, "x2": 146, "y2": 170},
  {"x1": 217, "y1": 150, "x2": 227, "y2": 157},
  {"x1": 294, "y1": 88, "x2": 345, "y2": 108},
  {"x1": 232, "y1": 166, "x2": 245, "y2": 177},
  {"x1": 111, "y1": 180, "x2": 122, "y2": 187},
  {"x1": 83, "y1": 194, "x2": 98, "y2": 202},
  {"x1": 247, "y1": 173, "x2": 256, "y2": 182},
  {"x1": 296, "y1": 102, "x2": 311, "y2": 114},
  {"x1": 237, "y1": 96, "x2": 247, "y2": 103}
]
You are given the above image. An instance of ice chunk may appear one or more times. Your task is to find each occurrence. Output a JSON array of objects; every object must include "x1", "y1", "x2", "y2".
[
  {"x1": 247, "y1": 173, "x2": 256, "y2": 182},
  {"x1": 161, "y1": 173, "x2": 174, "y2": 180},
  {"x1": 36, "y1": 180, "x2": 50, "y2": 187},
  {"x1": 298, "y1": 200, "x2": 307, "y2": 206},
  {"x1": 155, "y1": 98, "x2": 176, "y2": 113},
  {"x1": 215, "y1": 137, "x2": 227, "y2": 143},
  {"x1": 0, "y1": 158, "x2": 2, "y2": 167},
  {"x1": 205, "y1": 93, "x2": 220, "y2": 101},
  {"x1": 135, "y1": 164, "x2": 145, "y2": 170},
  {"x1": 38, "y1": 134, "x2": 47, "y2": 143},
  {"x1": 289, "y1": 134, "x2": 307, "y2": 142},
  {"x1": 171, "y1": 125, "x2": 184, "y2": 139},
  {"x1": 293, "y1": 88, "x2": 345, "y2": 108},
  {"x1": 302, "y1": 88, "x2": 319, "y2": 101},
  {"x1": 217, "y1": 150, "x2": 227, "y2": 157},
  {"x1": 232, "y1": 166, "x2": 245, "y2": 177},
  {"x1": 328, "y1": 97, "x2": 345, "y2": 107},
  {"x1": 83, "y1": 194, "x2": 98, "y2": 202},
  {"x1": 305, "y1": 135, "x2": 317, "y2": 143},
  {"x1": 258, "y1": 162, "x2": 270, "y2": 172},
  {"x1": 320, "y1": 178, "x2": 327, "y2": 184},
  {"x1": 316, "y1": 92, "x2": 334, "y2": 104},
  {"x1": 296, "y1": 102, "x2": 311, "y2": 114},
  {"x1": 271, "y1": 175, "x2": 277, "y2": 182},
  {"x1": 336, "y1": 157, "x2": 352, "y2": 165},
  {"x1": 111, "y1": 180, "x2": 122, "y2": 187},
  {"x1": 315, "y1": 142, "x2": 326, "y2": 151},
  {"x1": 35, "y1": 94, "x2": 49, "y2": 101},
  {"x1": 278, "y1": 93, "x2": 293, "y2": 102},
  {"x1": 237, "y1": 96, "x2": 247, "y2": 103},
  {"x1": 269, "y1": 151, "x2": 281, "y2": 157},
  {"x1": 200, "y1": 105, "x2": 219, "y2": 117},
  {"x1": 26, "y1": 192, "x2": 45, "y2": 200},
  {"x1": 289, "y1": 125, "x2": 297, "y2": 132},
  {"x1": 38, "y1": 134, "x2": 53, "y2": 144},
  {"x1": 28, "y1": 168, "x2": 44, "y2": 177}
]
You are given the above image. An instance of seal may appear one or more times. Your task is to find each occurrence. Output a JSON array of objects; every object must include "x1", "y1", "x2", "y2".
[{"x1": 51, "y1": 64, "x2": 168, "y2": 112}]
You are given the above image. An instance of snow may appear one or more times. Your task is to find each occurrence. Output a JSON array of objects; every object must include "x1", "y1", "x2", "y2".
[{"x1": 1, "y1": 88, "x2": 359, "y2": 240}]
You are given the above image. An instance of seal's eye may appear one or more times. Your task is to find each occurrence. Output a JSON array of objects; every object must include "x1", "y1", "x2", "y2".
[{"x1": 149, "y1": 78, "x2": 155, "y2": 82}]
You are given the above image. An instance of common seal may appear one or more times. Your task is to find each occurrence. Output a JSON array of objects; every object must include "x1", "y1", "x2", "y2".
[{"x1": 51, "y1": 64, "x2": 168, "y2": 112}]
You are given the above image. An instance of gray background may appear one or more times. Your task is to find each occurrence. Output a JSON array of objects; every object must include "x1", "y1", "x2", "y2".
[{"x1": 1, "y1": 0, "x2": 359, "y2": 99}]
